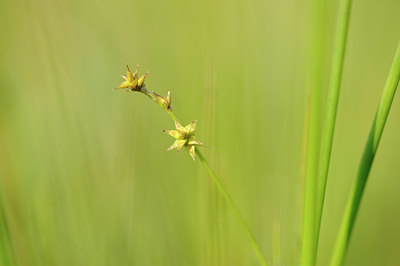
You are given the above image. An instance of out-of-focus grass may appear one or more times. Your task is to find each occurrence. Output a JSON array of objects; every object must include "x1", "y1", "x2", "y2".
[
  {"x1": 303, "y1": 0, "x2": 352, "y2": 264},
  {"x1": 0, "y1": 0, "x2": 399, "y2": 265},
  {"x1": 331, "y1": 43, "x2": 400, "y2": 266}
]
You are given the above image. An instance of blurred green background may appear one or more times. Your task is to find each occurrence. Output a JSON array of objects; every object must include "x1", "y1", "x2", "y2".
[{"x1": 0, "y1": 0, "x2": 399, "y2": 265}]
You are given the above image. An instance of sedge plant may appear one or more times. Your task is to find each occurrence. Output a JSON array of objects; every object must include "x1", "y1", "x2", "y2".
[{"x1": 114, "y1": 64, "x2": 268, "y2": 266}]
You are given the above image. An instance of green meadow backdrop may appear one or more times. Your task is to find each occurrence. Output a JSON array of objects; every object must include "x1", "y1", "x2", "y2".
[{"x1": 0, "y1": 0, "x2": 399, "y2": 265}]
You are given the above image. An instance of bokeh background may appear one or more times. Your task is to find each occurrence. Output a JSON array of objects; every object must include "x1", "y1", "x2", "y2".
[{"x1": 0, "y1": 0, "x2": 399, "y2": 265}]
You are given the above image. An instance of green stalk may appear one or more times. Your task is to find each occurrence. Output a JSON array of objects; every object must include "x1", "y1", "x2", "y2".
[
  {"x1": 331, "y1": 43, "x2": 400, "y2": 266},
  {"x1": 300, "y1": 89, "x2": 319, "y2": 266},
  {"x1": 300, "y1": 0, "x2": 326, "y2": 264},
  {"x1": 196, "y1": 150, "x2": 268, "y2": 266},
  {"x1": 314, "y1": 0, "x2": 352, "y2": 260},
  {"x1": 138, "y1": 87, "x2": 268, "y2": 266}
]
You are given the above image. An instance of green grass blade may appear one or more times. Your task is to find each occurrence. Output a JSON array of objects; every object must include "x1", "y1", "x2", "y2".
[
  {"x1": 330, "y1": 43, "x2": 400, "y2": 266},
  {"x1": 300, "y1": 0, "x2": 327, "y2": 264},
  {"x1": 314, "y1": 0, "x2": 353, "y2": 259},
  {"x1": 195, "y1": 150, "x2": 268, "y2": 266}
]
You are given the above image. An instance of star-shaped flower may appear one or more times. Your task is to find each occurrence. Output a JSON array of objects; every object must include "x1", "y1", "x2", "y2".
[
  {"x1": 115, "y1": 64, "x2": 148, "y2": 91},
  {"x1": 163, "y1": 120, "x2": 203, "y2": 160}
]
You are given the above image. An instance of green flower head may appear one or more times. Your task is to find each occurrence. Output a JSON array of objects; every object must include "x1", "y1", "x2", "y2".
[{"x1": 163, "y1": 120, "x2": 202, "y2": 160}]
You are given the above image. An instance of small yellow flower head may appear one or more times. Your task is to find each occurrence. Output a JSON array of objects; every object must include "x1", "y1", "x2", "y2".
[
  {"x1": 114, "y1": 64, "x2": 149, "y2": 91},
  {"x1": 163, "y1": 120, "x2": 202, "y2": 160}
]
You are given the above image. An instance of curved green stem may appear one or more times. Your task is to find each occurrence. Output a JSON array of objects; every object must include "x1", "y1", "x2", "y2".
[
  {"x1": 331, "y1": 43, "x2": 400, "y2": 266},
  {"x1": 137, "y1": 85, "x2": 268, "y2": 265},
  {"x1": 196, "y1": 150, "x2": 268, "y2": 266}
]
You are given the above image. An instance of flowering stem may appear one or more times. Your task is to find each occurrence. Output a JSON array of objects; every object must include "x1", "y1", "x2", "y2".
[
  {"x1": 114, "y1": 65, "x2": 267, "y2": 264},
  {"x1": 195, "y1": 150, "x2": 268, "y2": 266},
  {"x1": 138, "y1": 86, "x2": 268, "y2": 266},
  {"x1": 140, "y1": 88, "x2": 181, "y2": 123}
]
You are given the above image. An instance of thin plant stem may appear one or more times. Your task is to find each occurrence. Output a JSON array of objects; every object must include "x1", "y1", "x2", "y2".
[
  {"x1": 300, "y1": 0, "x2": 326, "y2": 264},
  {"x1": 137, "y1": 86, "x2": 268, "y2": 266},
  {"x1": 314, "y1": 0, "x2": 352, "y2": 261},
  {"x1": 330, "y1": 43, "x2": 400, "y2": 266},
  {"x1": 196, "y1": 149, "x2": 268, "y2": 266}
]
